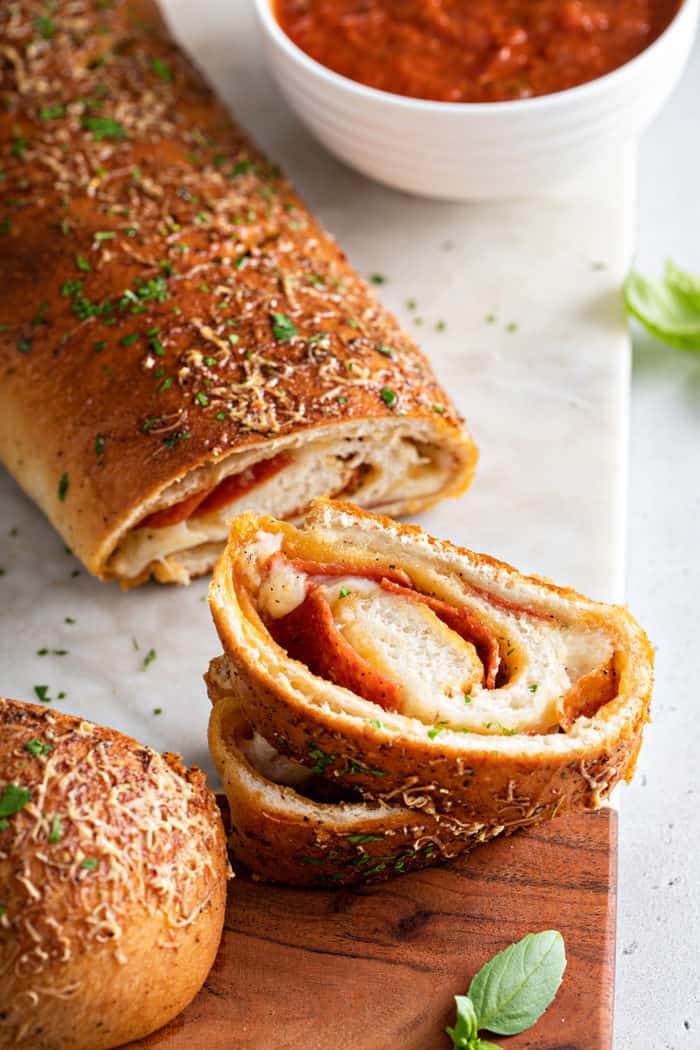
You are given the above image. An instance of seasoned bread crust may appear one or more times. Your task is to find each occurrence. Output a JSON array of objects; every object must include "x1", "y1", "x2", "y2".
[
  {"x1": 0, "y1": 697, "x2": 229, "y2": 1050},
  {"x1": 208, "y1": 501, "x2": 654, "y2": 835},
  {"x1": 208, "y1": 692, "x2": 500, "y2": 887},
  {"x1": 0, "y1": 0, "x2": 474, "y2": 582}
]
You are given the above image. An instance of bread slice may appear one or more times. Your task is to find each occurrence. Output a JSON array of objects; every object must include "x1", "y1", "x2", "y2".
[
  {"x1": 208, "y1": 689, "x2": 498, "y2": 887},
  {"x1": 0, "y1": 698, "x2": 229, "y2": 1050},
  {"x1": 208, "y1": 501, "x2": 653, "y2": 829}
]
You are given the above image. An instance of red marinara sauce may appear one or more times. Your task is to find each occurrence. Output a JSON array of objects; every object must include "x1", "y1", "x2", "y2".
[{"x1": 274, "y1": 0, "x2": 682, "y2": 103}]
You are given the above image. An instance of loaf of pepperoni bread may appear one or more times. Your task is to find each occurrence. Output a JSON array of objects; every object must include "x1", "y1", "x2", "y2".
[
  {"x1": 206, "y1": 501, "x2": 653, "y2": 883},
  {"x1": 0, "y1": 0, "x2": 475, "y2": 586}
]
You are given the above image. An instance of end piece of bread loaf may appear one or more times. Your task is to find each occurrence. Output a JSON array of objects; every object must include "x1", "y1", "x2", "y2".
[
  {"x1": 207, "y1": 500, "x2": 653, "y2": 846},
  {"x1": 0, "y1": 698, "x2": 230, "y2": 1050}
]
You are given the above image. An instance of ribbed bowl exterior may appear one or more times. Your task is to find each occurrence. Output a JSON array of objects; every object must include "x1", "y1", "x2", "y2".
[{"x1": 255, "y1": 0, "x2": 699, "y2": 200}]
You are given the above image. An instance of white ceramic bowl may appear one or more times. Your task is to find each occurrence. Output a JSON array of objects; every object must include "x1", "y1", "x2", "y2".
[{"x1": 254, "y1": 0, "x2": 699, "y2": 200}]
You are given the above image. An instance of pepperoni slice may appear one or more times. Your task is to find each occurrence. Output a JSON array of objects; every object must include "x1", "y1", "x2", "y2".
[
  {"x1": 193, "y1": 454, "x2": 290, "y2": 518},
  {"x1": 139, "y1": 454, "x2": 290, "y2": 529},
  {"x1": 139, "y1": 489, "x2": 211, "y2": 530},
  {"x1": 267, "y1": 586, "x2": 402, "y2": 712},
  {"x1": 284, "y1": 557, "x2": 412, "y2": 589}
]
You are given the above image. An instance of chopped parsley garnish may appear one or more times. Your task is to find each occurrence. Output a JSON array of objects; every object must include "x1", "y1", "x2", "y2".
[
  {"x1": 428, "y1": 723, "x2": 449, "y2": 740},
  {"x1": 216, "y1": 411, "x2": 227, "y2": 420},
  {"x1": 80, "y1": 858, "x2": 98, "y2": 871},
  {"x1": 308, "y1": 745, "x2": 335, "y2": 775},
  {"x1": 506, "y1": 321, "x2": 519, "y2": 333},
  {"x1": 227, "y1": 333, "x2": 240, "y2": 346},
  {"x1": 11, "y1": 132, "x2": 28, "y2": 160},
  {"x1": 367, "y1": 719, "x2": 383, "y2": 729},
  {"x1": 158, "y1": 377, "x2": 172, "y2": 393},
  {"x1": 380, "y1": 387, "x2": 397, "y2": 409},
  {"x1": 16, "y1": 337, "x2": 32, "y2": 354},
  {"x1": 94, "y1": 230, "x2": 116, "y2": 244},
  {"x1": 65, "y1": 617, "x2": 76, "y2": 624},
  {"x1": 195, "y1": 391, "x2": 209, "y2": 406},
  {"x1": 48, "y1": 816, "x2": 63, "y2": 843},
  {"x1": 34, "y1": 685, "x2": 50, "y2": 703},
  {"x1": 347, "y1": 834, "x2": 384, "y2": 845},
  {"x1": 94, "y1": 340, "x2": 106, "y2": 352},
  {"x1": 232, "y1": 160, "x2": 254, "y2": 176},
  {"x1": 433, "y1": 404, "x2": 445, "y2": 414},
  {"x1": 141, "y1": 648, "x2": 157, "y2": 671},
  {"x1": 375, "y1": 344, "x2": 395, "y2": 358},
  {"x1": 0, "y1": 784, "x2": 31, "y2": 829},
  {"x1": 151, "y1": 57, "x2": 172, "y2": 81},
  {"x1": 464, "y1": 694, "x2": 472, "y2": 704},
  {"x1": 271, "y1": 312, "x2": 298, "y2": 341},
  {"x1": 485, "y1": 312, "x2": 497, "y2": 324},
  {"x1": 153, "y1": 707, "x2": 163, "y2": 716},
  {"x1": 95, "y1": 433, "x2": 105, "y2": 456},
  {"x1": 119, "y1": 333, "x2": 138, "y2": 346},
  {"x1": 58, "y1": 472, "x2": 69, "y2": 501},
  {"x1": 528, "y1": 683, "x2": 538, "y2": 693},
  {"x1": 338, "y1": 585, "x2": 351, "y2": 599},
  {"x1": 31, "y1": 302, "x2": 48, "y2": 327},
  {"x1": 25, "y1": 739, "x2": 51, "y2": 758},
  {"x1": 369, "y1": 273, "x2": 386, "y2": 285},
  {"x1": 39, "y1": 105, "x2": 65, "y2": 120},
  {"x1": 35, "y1": 14, "x2": 54, "y2": 39},
  {"x1": 75, "y1": 253, "x2": 90, "y2": 272},
  {"x1": 81, "y1": 115, "x2": 127, "y2": 141},
  {"x1": 337, "y1": 396, "x2": 348, "y2": 406},
  {"x1": 436, "y1": 320, "x2": 446, "y2": 332}
]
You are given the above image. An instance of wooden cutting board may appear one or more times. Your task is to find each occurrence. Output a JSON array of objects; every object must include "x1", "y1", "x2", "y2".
[{"x1": 128, "y1": 808, "x2": 616, "y2": 1050}]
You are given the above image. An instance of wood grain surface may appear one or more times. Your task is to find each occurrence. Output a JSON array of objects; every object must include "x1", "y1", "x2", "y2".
[{"x1": 128, "y1": 808, "x2": 617, "y2": 1050}]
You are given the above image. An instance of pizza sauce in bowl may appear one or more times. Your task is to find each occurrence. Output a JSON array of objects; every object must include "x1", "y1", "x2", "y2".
[{"x1": 273, "y1": 0, "x2": 682, "y2": 103}]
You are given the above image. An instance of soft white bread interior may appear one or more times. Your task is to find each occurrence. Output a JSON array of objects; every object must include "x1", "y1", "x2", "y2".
[
  {"x1": 0, "y1": 698, "x2": 230, "y2": 1050},
  {"x1": 208, "y1": 690, "x2": 497, "y2": 886},
  {"x1": 207, "y1": 501, "x2": 653, "y2": 832}
]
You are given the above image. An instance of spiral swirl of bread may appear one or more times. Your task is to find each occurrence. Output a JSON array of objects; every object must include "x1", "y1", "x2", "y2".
[{"x1": 207, "y1": 501, "x2": 653, "y2": 849}]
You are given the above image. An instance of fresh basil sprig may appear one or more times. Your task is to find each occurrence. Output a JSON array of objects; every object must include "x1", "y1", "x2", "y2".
[
  {"x1": 445, "y1": 930, "x2": 566, "y2": 1049},
  {"x1": 624, "y1": 260, "x2": 700, "y2": 350}
]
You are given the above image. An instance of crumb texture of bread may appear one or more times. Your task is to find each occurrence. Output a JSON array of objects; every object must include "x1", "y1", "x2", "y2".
[{"x1": 0, "y1": 698, "x2": 230, "y2": 1050}]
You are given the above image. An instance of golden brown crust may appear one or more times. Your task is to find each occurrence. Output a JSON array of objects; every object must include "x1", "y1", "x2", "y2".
[
  {"x1": 0, "y1": 0, "x2": 474, "y2": 582},
  {"x1": 0, "y1": 697, "x2": 229, "y2": 1050},
  {"x1": 208, "y1": 691, "x2": 500, "y2": 887},
  {"x1": 207, "y1": 502, "x2": 654, "y2": 831}
]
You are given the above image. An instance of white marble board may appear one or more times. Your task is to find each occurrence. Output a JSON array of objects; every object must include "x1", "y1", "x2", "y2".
[{"x1": 0, "y1": 0, "x2": 634, "y2": 781}]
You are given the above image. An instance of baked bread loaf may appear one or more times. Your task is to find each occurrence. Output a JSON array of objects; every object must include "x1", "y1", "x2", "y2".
[
  {"x1": 207, "y1": 501, "x2": 653, "y2": 836},
  {"x1": 208, "y1": 690, "x2": 498, "y2": 886},
  {"x1": 0, "y1": 697, "x2": 229, "y2": 1050},
  {"x1": 0, "y1": 0, "x2": 474, "y2": 587}
]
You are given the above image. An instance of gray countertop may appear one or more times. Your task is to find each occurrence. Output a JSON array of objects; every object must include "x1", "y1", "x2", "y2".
[{"x1": 618, "y1": 30, "x2": 700, "y2": 1050}]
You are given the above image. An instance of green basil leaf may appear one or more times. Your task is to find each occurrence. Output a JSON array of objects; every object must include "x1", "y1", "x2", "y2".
[
  {"x1": 665, "y1": 259, "x2": 700, "y2": 302},
  {"x1": 468, "y1": 930, "x2": 566, "y2": 1036},
  {"x1": 624, "y1": 262, "x2": 700, "y2": 350},
  {"x1": 445, "y1": 995, "x2": 478, "y2": 1048},
  {"x1": 473, "y1": 1041, "x2": 502, "y2": 1049}
]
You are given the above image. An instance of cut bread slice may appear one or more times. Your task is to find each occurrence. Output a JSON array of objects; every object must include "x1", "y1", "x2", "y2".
[
  {"x1": 208, "y1": 501, "x2": 653, "y2": 828},
  {"x1": 208, "y1": 693, "x2": 498, "y2": 886}
]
